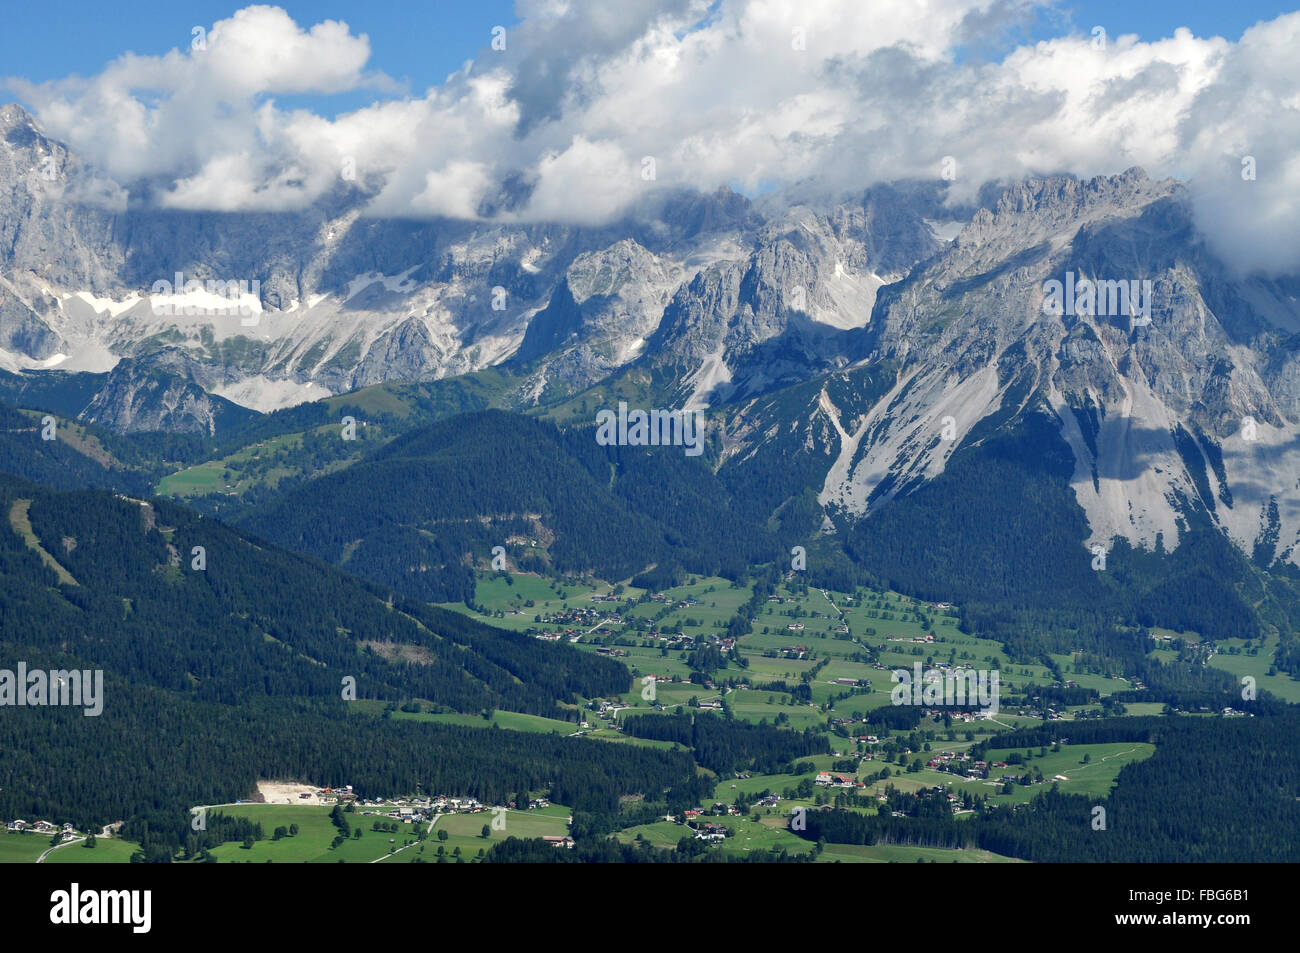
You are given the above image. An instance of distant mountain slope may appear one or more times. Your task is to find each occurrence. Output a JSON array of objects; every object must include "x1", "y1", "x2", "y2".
[
  {"x1": 235, "y1": 409, "x2": 784, "y2": 602},
  {"x1": 79, "y1": 348, "x2": 259, "y2": 435},
  {"x1": 819, "y1": 170, "x2": 1300, "y2": 572},
  {"x1": 0, "y1": 472, "x2": 627, "y2": 715},
  {"x1": 0, "y1": 403, "x2": 151, "y2": 494},
  {"x1": 0, "y1": 368, "x2": 106, "y2": 416}
]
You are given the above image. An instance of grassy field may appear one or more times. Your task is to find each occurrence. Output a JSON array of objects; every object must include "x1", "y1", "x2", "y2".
[
  {"x1": 174, "y1": 803, "x2": 576, "y2": 864},
  {"x1": 44, "y1": 837, "x2": 141, "y2": 863},
  {"x1": 613, "y1": 816, "x2": 1024, "y2": 863},
  {"x1": 613, "y1": 820, "x2": 684, "y2": 849},
  {"x1": 582, "y1": 727, "x2": 686, "y2": 750},
  {"x1": 157, "y1": 424, "x2": 382, "y2": 498},
  {"x1": 817, "y1": 843, "x2": 1025, "y2": 863},
  {"x1": 715, "y1": 689, "x2": 836, "y2": 729},
  {"x1": 1204, "y1": 636, "x2": 1300, "y2": 704},
  {"x1": 1049, "y1": 654, "x2": 1132, "y2": 696},
  {"x1": 9, "y1": 498, "x2": 78, "y2": 585},
  {"x1": 0, "y1": 833, "x2": 56, "y2": 863},
  {"x1": 379, "y1": 807, "x2": 571, "y2": 864},
  {"x1": 878, "y1": 742, "x2": 1157, "y2": 805},
  {"x1": 384, "y1": 707, "x2": 582, "y2": 735},
  {"x1": 199, "y1": 805, "x2": 407, "y2": 863},
  {"x1": 434, "y1": 569, "x2": 1150, "y2": 767},
  {"x1": 0, "y1": 832, "x2": 142, "y2": 863},
  {"x1": 615, "y1": 815, "x2": 814, "y2": 859}
]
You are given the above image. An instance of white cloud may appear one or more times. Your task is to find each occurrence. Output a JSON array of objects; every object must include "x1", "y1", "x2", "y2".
[
  {"x1": 410, "y1": 160, "x2": 497, "y2": 219},
  {"x1": 8, "y1": 2, "x2": 1300, "y2": 274},
  {"x1": 527, "y1": 137, "x2": 644, "y2": 224}
]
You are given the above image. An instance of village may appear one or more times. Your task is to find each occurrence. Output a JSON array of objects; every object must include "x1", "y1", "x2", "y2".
[
  {"x1": 527, "y1": 592, "x2": 736, "y2": 653},
  {"x1": 291, "y1": 785, "x2": 567, "y2": 821},
  {"x1": 4, "y1": 818, "x2": 82, "y2": 840}
]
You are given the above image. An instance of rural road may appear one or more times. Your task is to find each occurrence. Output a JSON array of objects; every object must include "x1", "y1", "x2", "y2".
[
  {"x1": 1059, "y1": 746, "x2": 1142, "y2": 777},
  {"x1": 371, "y1": 814, "x2": 439, "y2": 863},
  {"x1": 36, "y1": 837, "x2": 85, "y2": 862},
  {"x1": 35, "y1": 825, "x2": 113, "y2": 863},
  {"x1": 818, "y1": 589, "x2": 844, "y2": 617}
]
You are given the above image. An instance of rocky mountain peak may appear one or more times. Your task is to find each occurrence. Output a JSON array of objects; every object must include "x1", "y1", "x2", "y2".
[{"x1": 0, "y1": 102, "x2": 38, "y2": 132}]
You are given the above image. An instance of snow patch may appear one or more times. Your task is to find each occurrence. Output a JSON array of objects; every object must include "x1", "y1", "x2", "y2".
[
  {"x1": 342, "y1": 267, "x2": 419, "y2": 302},
  {"x1": 147, "y1": 287, "x2": 263, "y2": 322},
  {"x1": 69, "y1": 291, "x2": 144, "y2": 317},
  {"x1": 924, "y1": 219, "x2": 967, "y2": 243}
]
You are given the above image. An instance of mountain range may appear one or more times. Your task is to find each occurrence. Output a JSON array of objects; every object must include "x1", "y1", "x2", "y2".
[{"x1": 4, "y1": 99, "x2": 1300, "y2": 647}]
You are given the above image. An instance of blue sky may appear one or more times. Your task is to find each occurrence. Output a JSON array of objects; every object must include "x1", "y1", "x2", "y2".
[
  {"x1": 2, "y1": 1, "x2": 1295, "y2": 115},
  {"x1": 1031, "y1": 0, "x2": 1295, "y2": 42},
  {"x1": 0, "y1": 1, "x2": 518, "y2": 114}
]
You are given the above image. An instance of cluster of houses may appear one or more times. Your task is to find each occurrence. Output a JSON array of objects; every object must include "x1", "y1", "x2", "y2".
[
  {"x1": 924, "y1": 751, "x2": 1009, "y2": 780},
  {"x1": 918, "y1": 707, "x2": 985, "y2": 723},
  {"x1": 827, "y1": 715, "x2": 880, "y2": 731},
  {"x1": 654, "y1": 632, "x2": 697, "y2": 649},
  {"x1": 638, "y1": 630, "x2": 735, "y2": 651},
  {"x1": 309, "y1": 784, "x2": 357, "y2": 801},
  {"x1": 680, "y1": 806, "x2": 738, "y2": 841},
  {"x1": 363, "y1": 806, "x2": 431, "y2": 824},
  {"x1": 303, "y1": 790, "x2": 493, "y2": 821},
  {"x1": 589, "y1": 699, "x2": 630, "y2": 722},
  {"x1": 354, "y1": 794, "x2": 566, "y2": 829},
  {"x1": 691, "y1": 822, "x2": 729, "y2": 841},
  {"x1": 538, "y1": 606, "x2": 611, "y2": 628},
  {"x1": 521, "y1": 588, "x2": 743, "y2": 650},
  {"x1": 815, "y1": 771, "x2": 865, "y2": 789},
  {"x1": 5, "y1": 819, "x2": 77, "y2": 837},
  {"x1": 583, "y1": 627, "x2": 737, "y2": 655},
  {"x1": 649, "y1": 594, "x2": 701, "y2": 609}
]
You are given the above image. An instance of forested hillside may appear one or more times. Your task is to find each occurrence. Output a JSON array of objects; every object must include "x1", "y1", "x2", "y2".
[
  {"x1": 0, "y1": 473, "x2": 628, "y2": 713},
  {"x1": 236, "y1": 410, "x2": 784, "y2": 602},
  {"x1": 797, "y1": 712, "x2": 1300, "y2": 862}
]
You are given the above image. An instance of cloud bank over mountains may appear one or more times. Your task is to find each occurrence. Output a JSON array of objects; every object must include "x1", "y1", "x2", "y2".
[{"x1": 7, "y1": 1, "x2": 1300, "y2": 273}]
